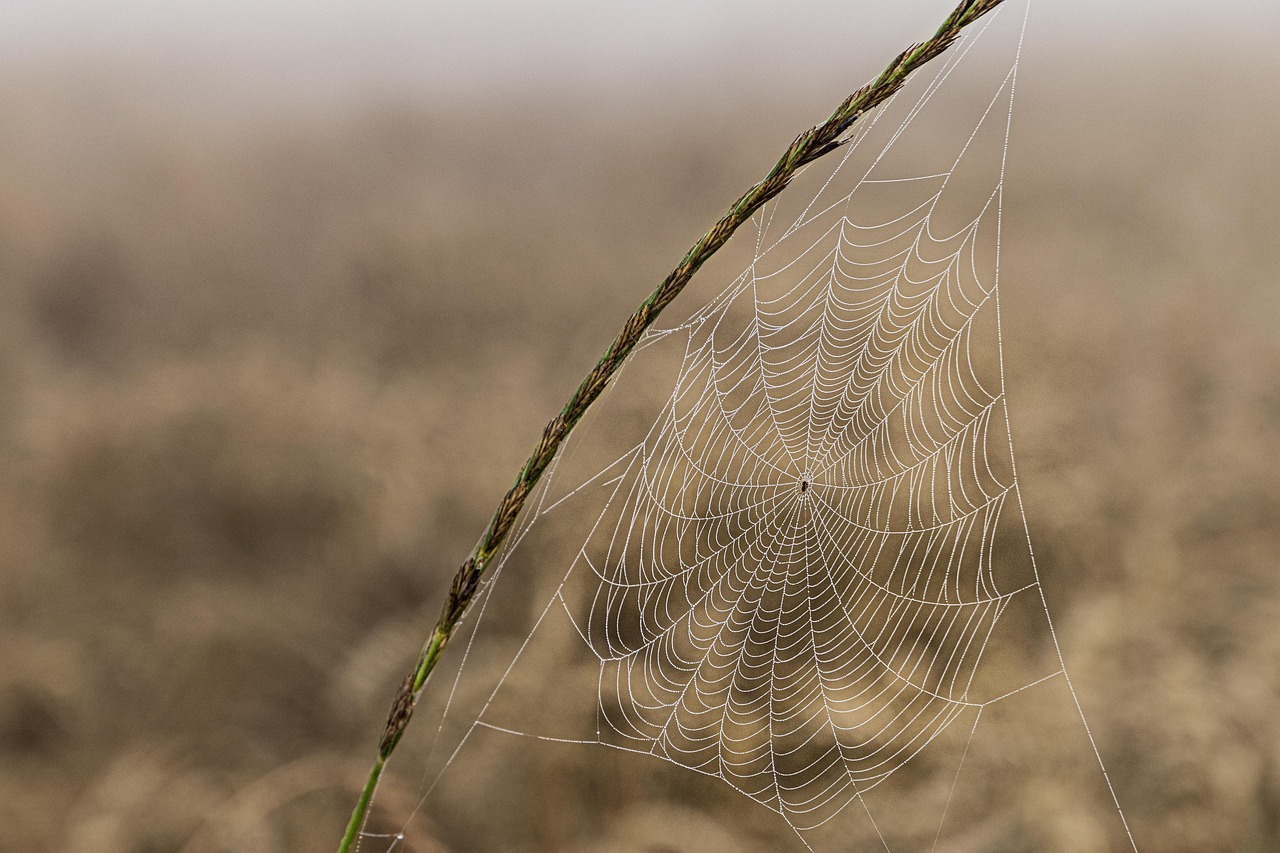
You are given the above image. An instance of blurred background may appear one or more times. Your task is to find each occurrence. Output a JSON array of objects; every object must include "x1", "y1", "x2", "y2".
[{"x1": 1, "y1": 1, "x2": 1278, "y2": 850}]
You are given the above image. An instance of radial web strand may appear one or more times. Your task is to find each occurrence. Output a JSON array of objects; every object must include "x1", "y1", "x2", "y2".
[{"x1": 366, "y1": 3, "x2": 1138, "y2": 851}]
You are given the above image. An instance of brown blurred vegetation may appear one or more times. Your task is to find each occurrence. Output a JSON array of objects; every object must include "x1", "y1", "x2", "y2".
[{"x1": 0, "y1": 49, "x2": 1278, "y2": 852}]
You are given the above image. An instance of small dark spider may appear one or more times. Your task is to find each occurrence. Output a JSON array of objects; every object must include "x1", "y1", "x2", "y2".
[{"x1": 800, "y1": 480, "x2": 809, "y2": 493}]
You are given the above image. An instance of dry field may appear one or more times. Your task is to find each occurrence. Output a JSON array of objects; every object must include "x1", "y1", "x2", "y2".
[{"x1": 0, "y1": 46, "x2": 1277, "y2": 852}]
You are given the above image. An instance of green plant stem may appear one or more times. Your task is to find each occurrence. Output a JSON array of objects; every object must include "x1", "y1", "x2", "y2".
[
  {"x1": 337, "y1": 756, "x2": 384, "y2": 853},
  {"x1": 337, "y1": 1, "x2": 1006, "y2": 848}
]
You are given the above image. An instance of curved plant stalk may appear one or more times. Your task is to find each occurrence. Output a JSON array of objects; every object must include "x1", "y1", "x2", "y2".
[{"x1": 337, "y1": 1, "x2": 1007, "y2": 849}]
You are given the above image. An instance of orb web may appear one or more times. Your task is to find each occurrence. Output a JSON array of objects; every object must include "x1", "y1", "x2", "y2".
[{"x1": 372, "y1": 3, "x2": 1138, "y2": 851}]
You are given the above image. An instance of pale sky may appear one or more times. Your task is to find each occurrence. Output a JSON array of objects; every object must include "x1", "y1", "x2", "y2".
[{"x1": 1, "y1": 0, "x2": 1276, "y2": 97}]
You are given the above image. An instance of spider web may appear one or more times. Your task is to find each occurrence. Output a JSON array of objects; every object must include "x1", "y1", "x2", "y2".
[{"x1": 373, "y1": 4, "x2": 1138, "y2": 851}]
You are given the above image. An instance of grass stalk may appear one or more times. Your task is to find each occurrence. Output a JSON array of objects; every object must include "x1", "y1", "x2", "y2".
[{"x1": 337, "y1": 1, "x2": 1007, "y2": 848}]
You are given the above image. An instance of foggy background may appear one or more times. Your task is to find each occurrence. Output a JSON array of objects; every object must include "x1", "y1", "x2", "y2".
[
  {"x1": 5, "y1": 0, "x2": 1280, "y2": 96},
  {"x1": 1, "y1": 1, "x2": 1278, "y2": 851}
]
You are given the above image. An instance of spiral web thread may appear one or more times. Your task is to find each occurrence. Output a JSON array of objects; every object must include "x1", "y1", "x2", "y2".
[{"x1": 387, "y1": 4, "x2": 1138, "y2": 851}]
